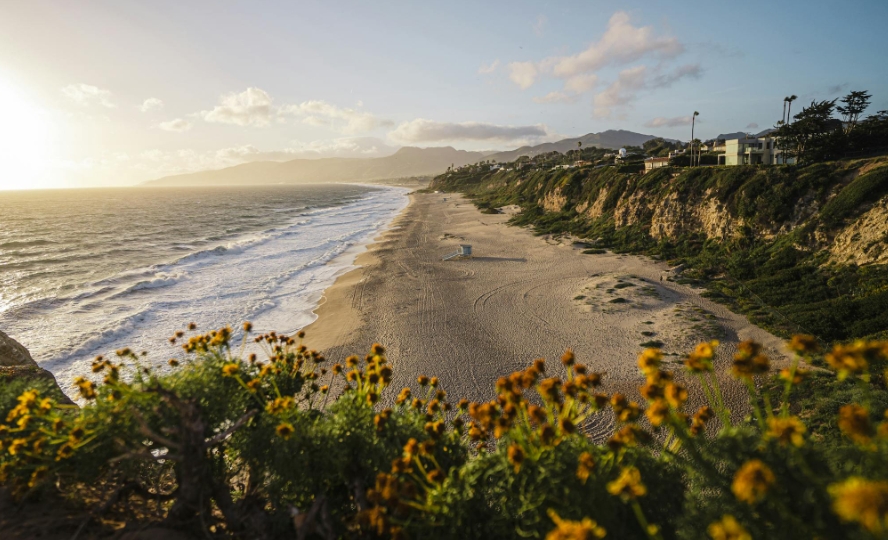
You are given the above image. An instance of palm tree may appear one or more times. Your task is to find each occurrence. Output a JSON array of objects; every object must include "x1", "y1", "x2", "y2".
[
  {"x1": 786, "y1": 95, "x2": 798, "y2": 123},
  {"x1": 782, "y1": 97, "x2": 789, "y2": 124},
  {"x1": 690, "y1": 111, "x2": 699, "y2": 166}
]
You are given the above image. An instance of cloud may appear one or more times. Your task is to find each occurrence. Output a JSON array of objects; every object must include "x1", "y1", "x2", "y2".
[
  {"x1": 533, "y1": 91, "x2": 580, "y2": 104},
  {"x1": 279, "y1": 100, "x2": 393, "y2": 134},
  {"x1": 645, "y1": 116, "x2": 695, "y2": 128},
  {"x1": 61, "y1": 83, "x2": 116, "y2": 108},
  {"x1": 140, "y1": 98, "x2": 164, "y2": 112},
  {"x1": 389, "y1": 119, "x2": 548, "y2": 144},
  {"x1": 510, "y1": 11, "x2": 683, "y2": 94},
  {"x1": 745, "y1": 122, "x2": 759, "y2": 129},
  {"x1": 593, "y1": 63, "x2": 701, "y2": 117},
  {"x1": 158, "y1": 118, "x2": 193, "y2": 132},
  {"x1": 533, "y1": 15, "x2": 547, "y2": 37},
  {"x1": 478, "y1": 59, "x2": 500, "y2": 74},
  {"x1": 508, "y1": 61, "x2": 539, "y2": 90},
  {"x1": 199, "y1": 87, "x2": 274, "y2": 127}
]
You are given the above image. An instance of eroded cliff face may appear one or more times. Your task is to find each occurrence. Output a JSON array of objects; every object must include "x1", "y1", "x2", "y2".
[
  {"x1": 541, "y1": 187, "x2": 568, "y2": 213},
  {"x1": 830, "y1": 196, "x2": 888, "y2": 265}
]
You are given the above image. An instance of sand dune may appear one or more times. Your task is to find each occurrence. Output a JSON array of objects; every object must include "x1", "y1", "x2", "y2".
[{"x1": 304, "y1": 193, "x2": 790, "y2": 438}]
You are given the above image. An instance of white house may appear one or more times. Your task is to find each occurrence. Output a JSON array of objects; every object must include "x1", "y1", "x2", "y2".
[{"x1": 718, "y1": 137, "x2": 795, "y2": 166}]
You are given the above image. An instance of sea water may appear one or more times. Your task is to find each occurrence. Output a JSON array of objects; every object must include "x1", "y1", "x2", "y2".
[{"x1": 0, "y1": 183, "x2": 408, "y2": 391}]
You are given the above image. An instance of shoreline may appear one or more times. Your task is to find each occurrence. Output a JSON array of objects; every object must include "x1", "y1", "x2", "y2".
[{"x1": 302, "y1": 192, "x2": 790, "y2": 433}]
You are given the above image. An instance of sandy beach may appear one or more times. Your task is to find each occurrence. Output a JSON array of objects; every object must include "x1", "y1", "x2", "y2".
[{"x1": 304, "y1": 192, "x2": 790, "y2": 437}]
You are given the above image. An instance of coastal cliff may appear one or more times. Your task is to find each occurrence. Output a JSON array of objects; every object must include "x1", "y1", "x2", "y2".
[
  {"x1": 431, "y1": 157, "x2": 888, "y2": 342},
  {"x1": 0, "y1": 330, "x2": 70, "y2": 404}
]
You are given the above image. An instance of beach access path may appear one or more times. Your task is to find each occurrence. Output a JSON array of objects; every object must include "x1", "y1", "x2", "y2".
[{"x1": 304, "y1": 192, "x2": 788, "y2": 437}]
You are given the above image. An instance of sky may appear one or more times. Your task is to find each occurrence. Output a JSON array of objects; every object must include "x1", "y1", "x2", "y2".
[{"x1": 0, "y1": 0, "x2": 886, "y2": 190}]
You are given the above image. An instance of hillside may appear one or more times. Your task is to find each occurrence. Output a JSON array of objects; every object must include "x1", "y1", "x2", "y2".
[
  {"x1": 431, "y1": 157, "x2": 888, "y2": 343},
  {"x1": 143, "y1": 130, "x2": 672, "y2": 187},
  {"x1": 484, "y1": 130, "x2": 668, "y2": 163},
  {"x1": 144, "y1": 146, "x2": 488, "y2": 186}
]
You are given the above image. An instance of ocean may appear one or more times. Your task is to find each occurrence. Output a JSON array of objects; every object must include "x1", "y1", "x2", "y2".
[{"x1": 0, "y1": 183, "x2": 409, "y2": 390}]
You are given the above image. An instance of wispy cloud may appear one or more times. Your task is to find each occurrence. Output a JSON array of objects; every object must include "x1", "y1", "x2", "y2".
[
  {"x1": 478, "y1": 59, "x2": 500, "y2": 75},
  {"x1": 195, "y1": 88, "x2": 391, "y2": 134},
  {"x1": 140, "y1": 98, "x2": 164, "y2": 113},
  {"x1": 508, "y1": 11, "x2": 683, "y2": 103},
  {"x1": 279, "y1": 100, "x2": 393, "y2": 134},
  {"x1": 745, "y1": 122, "x2": 759, "y2": 129},
  {"x1": 61, "y1": 83, "x2": 116, "y2": 108},
  {"x1": 645, "y1": 115, "x2": 696, "y2": 128},
  {"x1": 199, "y1": 87, "x2": 274, "y2": 127},
  {"x1": 158, "y1": 118, "x2": 193, "y2": 132},
  {"x1": 533, "y1": 15, "x2": 547, "y2": 37},
  {"x1": 593, "y1": 63, "x2": 701, "y2": 118},
  {"x1": 389, "y1": 119, "x2": 548, "y2": 144}
]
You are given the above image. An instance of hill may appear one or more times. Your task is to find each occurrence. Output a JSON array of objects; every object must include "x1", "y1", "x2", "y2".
[
  {"x1": 144, "y1": 146, "x2": 488, "y2": 187},
  {"x1": 483, "y1": 130, "x2": 669, "y2": 163},
  {"x1": 144, "y1": 130, "x2": 674, "y2": 187}
]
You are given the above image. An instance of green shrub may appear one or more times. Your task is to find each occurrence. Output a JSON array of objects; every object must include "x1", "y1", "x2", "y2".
[{"x1": 3, "y1": 328, "x2": 888, "y2": 538}]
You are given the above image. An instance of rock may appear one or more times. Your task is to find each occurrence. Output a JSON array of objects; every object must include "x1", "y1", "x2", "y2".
[
  {"x1": 0, "y1": 330, "x2": 37, "y2": 367},
  {"x1": 0, "y1": 330, "x2": 73, "y2": 405}
]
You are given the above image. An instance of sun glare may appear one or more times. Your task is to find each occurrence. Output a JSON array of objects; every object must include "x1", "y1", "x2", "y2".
[{"x1": 0, "y1": 75, "x2": 54, "y2": 190}]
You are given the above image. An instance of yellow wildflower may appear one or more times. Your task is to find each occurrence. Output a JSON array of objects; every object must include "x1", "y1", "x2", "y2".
[
  {"x1": 275, "y1": 422, "x2": 294, "y2": 439},
  {"x1": 787, "y1": 334, "x2": 820, "y2": 355},
  {"x1": 576, "y1": 452, "x2": 595, "y2": 484},
  {"x1": 507, "y1": 443, "x2": 525, "y2": 472},
  {"x1": 637, "y1": 348, "x2": 662, "y2": 376},
  {"x1": 732, "y1": 459, "x2": 775, "y2": 504},
  {"x1": 266, "y1": 397, "x2": 294, "y2": 415},
  {"x1": 645, "y1": 399, "x2": 670, "y2": 427},
  {"x1": 607, "y1": 466, "x2": 647, "y2": 500},
  {"x1": 707, "y1": 515, "x2": 751, "y2": 540},
  {"x1": 829, "y1": 477, "x2": 888, "y2": 534},
  {"x1": 664, "y1": 383, "x2": 688, "y2": 409},
  {"x1": 838, "y1": 404, "x2": 873, "y2": 446},
  {"x1": 546, "y1": 509, "x2": 606, "y2": 540},
  {"x1": 8, "y1": 438, "x2": 27, "y2": 456},
  {"x1": 221, "y1": 363, "x2": 240, "y2": 377},
  {"x1": 765, "y1": 416, "x2": 806, "y2": 447}
]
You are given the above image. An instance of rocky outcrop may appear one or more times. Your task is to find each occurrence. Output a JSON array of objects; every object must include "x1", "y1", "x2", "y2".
[
  {"x1": 829, "y1": 196, "x2": 888, "y2": 266},
  {"x1": 0, "y1": 330, "x2": 71, "y2": 403},
  {"x1": 0, "y1": 331, "x2": 37, "y2": 367},
  {"x1": 541, "y1": 187, "x2": 567, "y2": 213}
]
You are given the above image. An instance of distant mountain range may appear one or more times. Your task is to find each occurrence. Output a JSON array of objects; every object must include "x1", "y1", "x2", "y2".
[
  {"x1": 144, "y1": 130, "x2": 667, "y2": 187},
  {"x1": 144, "y1": 147, "x2": 488, "y2": 187},
  {"x1": 482, "y1": 130, "x2": 667, "y2": 163}
]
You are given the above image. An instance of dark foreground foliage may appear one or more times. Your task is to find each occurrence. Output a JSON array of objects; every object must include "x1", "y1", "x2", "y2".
[{"x1": 1, "y1": 325, "x2": 888, "y2": 539}]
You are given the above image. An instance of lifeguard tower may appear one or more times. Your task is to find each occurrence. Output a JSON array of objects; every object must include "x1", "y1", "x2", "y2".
[{"x1": 442, "y1": 244, "x2": 472, "y2": 261}]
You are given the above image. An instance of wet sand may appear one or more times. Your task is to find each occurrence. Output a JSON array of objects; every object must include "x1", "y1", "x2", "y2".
[{"x1": 304, "y1": 192, "x2": 789, "y2": 437}]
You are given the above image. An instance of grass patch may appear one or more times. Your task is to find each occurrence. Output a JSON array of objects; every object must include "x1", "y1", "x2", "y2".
[
  {"x1": 609, "y1": 297, "x2": 628, "y2": 304},
  {"x1": 639, "y1": 340, "x2": 664, "y2": 348}
]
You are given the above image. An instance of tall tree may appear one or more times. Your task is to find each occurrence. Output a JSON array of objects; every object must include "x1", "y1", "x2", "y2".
[
  {"x1": 775, "y1": 99, "x2": 839, "y2": 163},
  {"x1": 783, "y1": 97, "x2": 789, "y2": 124},
  {"x1": 690, "y1": 111, "x2": 699, "y2": 166},
  {"x1": 837, "y1": 90, "x2": 872, "y2": 132},
  {"x1": 786, "y1": 95, "x2": 798, "y2": 123}
]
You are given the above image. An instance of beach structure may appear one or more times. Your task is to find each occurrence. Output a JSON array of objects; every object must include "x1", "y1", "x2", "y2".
[
  {"x1": 644, "y1": 157, "x2": 669, "y2": 172},
  {"x1": 442, "y1": 244, "x2": 472, "y2": 261}
]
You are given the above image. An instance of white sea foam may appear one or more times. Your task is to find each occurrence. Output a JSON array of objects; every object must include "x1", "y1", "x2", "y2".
[{"x1": 9, "y1": 186, "x2": 409, "y2": 393}]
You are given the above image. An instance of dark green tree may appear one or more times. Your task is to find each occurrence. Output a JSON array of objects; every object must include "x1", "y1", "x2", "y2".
[
  {"x1": 837, "y1": 90, "x2": 871, "y2": 132},
  {"x1": 775, "y1": 99, "x2": 842, "y2": 163}
]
